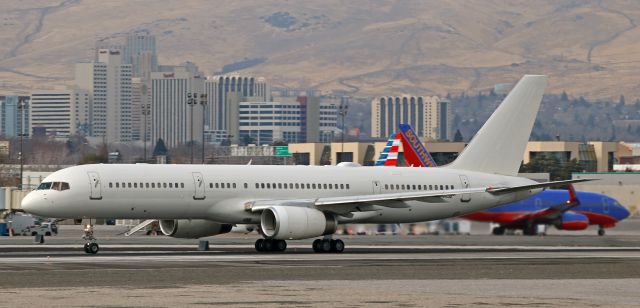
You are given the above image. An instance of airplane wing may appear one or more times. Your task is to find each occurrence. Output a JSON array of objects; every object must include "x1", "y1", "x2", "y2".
[
  {"x1": 493, "y1": 184, "x2": 581, "y2": 223},
  {"x1": 247, "y1": 179, "x2": 595, "y2": 216},
  {"x1": 487, "y1": 179, "x2": 594, "y2": 195}
]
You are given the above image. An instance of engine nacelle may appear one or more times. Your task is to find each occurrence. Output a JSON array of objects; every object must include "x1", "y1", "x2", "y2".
[
  {"x1": 260, "y1": 206, "x2": 337, "y2": 240},
  {"x1": 555, "y1": 212, "x2": 589, "y2": 231},
  {"x1": 159, "y1": 219, "x2": 233, "y2": 239}
]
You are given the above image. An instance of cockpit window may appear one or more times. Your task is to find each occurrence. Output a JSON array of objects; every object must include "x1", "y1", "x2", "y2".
[
  {"x1": 37, "y1": 182, "x2": 52, "y2": 190},
  {"x1": 49, "y1": 182, "x2": 70, "y2": 191}
]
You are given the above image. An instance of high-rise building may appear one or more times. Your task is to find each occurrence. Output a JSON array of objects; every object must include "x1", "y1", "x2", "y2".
[
  {"x1": 125, "y1": 31, "x2": 158, "y2": 79},
  {"x1": 371, "y1": 95, "x2": 451, "y2": 141},
  {"x1": 150, "y1": 66, "x2": 205, "y2": 148},
  {"x1": 29, "y1": 89, "x2": 73, "y2": 139},
  {"x1": 75, "y1": 49, "x2": 133, "y2": 142},
  {"x1": 227, "y1": 96, "x2": 339, "y2": 145},
  {"x1": 131, "y1": 78, "x2": 151, "y2": 142},
  {"x1": 204, "y1": 75, "x2": 270, "y2": 140},
  {"x1": 72, "y1": 89, "x2": 92, "y2": 136},
  {"x1": 0, "y1": 96, "x2": 30, "y2": 138}
]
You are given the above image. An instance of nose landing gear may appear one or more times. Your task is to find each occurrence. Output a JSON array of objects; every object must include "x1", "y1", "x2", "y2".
[{"x1": 82, "y1": 222, "x2": 99, "y2": 254}]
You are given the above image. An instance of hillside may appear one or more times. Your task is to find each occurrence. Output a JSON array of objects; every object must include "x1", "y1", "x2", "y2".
[{"x1": 1, "y1": 0, "x2": 640, "y2": 100}]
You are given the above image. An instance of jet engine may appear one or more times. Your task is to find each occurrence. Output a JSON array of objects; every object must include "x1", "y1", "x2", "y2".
[
  {"x1": 260, "y1": 206, "x2": 337, "y2": 240},
  {"x1": 555, "y1": 212, "x2": 589, "y2": 231},
  {"x1": 159, "y1": 219, "x2": 233, "y2": 239}
]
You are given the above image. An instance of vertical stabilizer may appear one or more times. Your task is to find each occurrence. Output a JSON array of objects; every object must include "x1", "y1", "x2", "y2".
[{"x1": 446, "y1": 75, "x2": 547, "y2": 176}]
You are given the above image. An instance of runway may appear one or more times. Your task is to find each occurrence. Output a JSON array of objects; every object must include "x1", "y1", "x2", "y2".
[{"x1": 1, "y1": 223, "x2": 640, "y2": 307}]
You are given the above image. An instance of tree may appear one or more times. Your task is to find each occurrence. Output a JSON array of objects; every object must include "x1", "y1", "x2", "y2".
[
  {"x1": 561, "y1": 91, "x2": 569, "y2": 101},
  {"x1": 453, "y1": 129, "x2": 464, "y2": 142}
]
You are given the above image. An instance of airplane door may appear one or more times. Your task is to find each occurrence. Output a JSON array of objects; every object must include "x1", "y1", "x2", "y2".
[
  {"x1": 459, "y1": 175, "x2": 471, "y2": 202},
  {"x1": 87, "y1": 172, "x2": 102, "y2": 200},
  {"x1": 372, "y1": 181, "x2": 382, "y2": 194},
  {"x1": 602, "y1": 198, "x2": 610, "y2": 214},
  {"x1": 192, "y1": 172, "x2": 206, "y2": 200}
]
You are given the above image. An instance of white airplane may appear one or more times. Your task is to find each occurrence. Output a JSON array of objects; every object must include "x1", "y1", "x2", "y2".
[{"x1": 21, "y1": 75, "x2": 589, "y2": 254}]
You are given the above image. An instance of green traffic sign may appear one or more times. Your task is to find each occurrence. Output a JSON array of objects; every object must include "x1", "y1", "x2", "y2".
[{"x1": 274, "y1": 146, "x2": 291, "y2": 157}]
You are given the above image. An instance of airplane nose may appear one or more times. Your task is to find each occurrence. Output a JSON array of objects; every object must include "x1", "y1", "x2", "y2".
[
  {"x1": 21, "y1": 192, "x2": 40, "y2": 215},
  {"x1": 618, "y1": 205, "x2": 631, "y2": 220}
]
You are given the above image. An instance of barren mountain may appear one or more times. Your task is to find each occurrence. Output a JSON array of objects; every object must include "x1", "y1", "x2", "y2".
[{"x1": 1, "y1": 0, "x2": 639, "y2": 100}]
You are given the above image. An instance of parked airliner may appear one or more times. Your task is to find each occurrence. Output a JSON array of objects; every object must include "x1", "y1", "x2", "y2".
[{"x1": 22, "y1": 75, "x2": 590, "y2": 254}]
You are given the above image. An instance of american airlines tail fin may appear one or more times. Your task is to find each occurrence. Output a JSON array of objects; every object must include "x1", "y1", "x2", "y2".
[
  {"x1": 375, "y1": 133, "x2": 401, "y2": 166},
  {"x1": 446, "y1": 75, "x2": 547, "y2": 176}
]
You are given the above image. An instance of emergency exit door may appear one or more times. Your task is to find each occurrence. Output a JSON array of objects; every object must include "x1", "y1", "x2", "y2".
[
  {"x1": 87, "y1": 172, "x2": 102, "y2": 200},
  {"x1": 192, "y1": 172, "x2": 206, "y2": 200}
]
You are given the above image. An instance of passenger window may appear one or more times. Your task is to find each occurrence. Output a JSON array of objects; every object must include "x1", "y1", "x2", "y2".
[
  {"x1": 128, "y1": 183, "x2": 132, "y2": 188},
  {"x1": 306, "y1": 184, "x2": 310, "y2": 189},
  {"x1": 146, "y1": 183, "x2": 150, "y2": 188},
  {"x1": 346, "y1": 184, "x2": 350, "y2": 189},
  {"x1": 255, "y1": 183, "x2": 259, "y2": 189},
  {"x1": 151, "y1": 183, "x2": 155, "y2": 188},
  {"x1": 440, "y1": 185, "x2": 443, "y2": 190},
  {"x1": 412, "y1": 185, "x2": 416, "y2": 190},
  {"x1": 244, "y1": 183, "x2": 248, "y2": 189},
  {"x1": 175, "y1": 183, "x2": 179, "y2": 188},
  {"x1": 272, "y1": 183, "x2": 276, "y2": 189},
  {"x1": 401, "y1": 185, "x2": 405, "y2": 190},
  {"x1": 232, "y1": 183, "x2": 236, "y2": 189},
  {"x1": 122, "y1": 182, "x2": 126, "y2": 188},
  {"x1": 163, "y1": 183, "x2": 167, "y2": 188},
  {"x1": 169, "y1": 183, "x2": 173, "y2": 188},
  {"x1": 157, "y1": 182, "x2": 161, "y2": 188},
  {"x1": 295, "y1": 183, "x2": 299, "y2": 189},
  {"x1": 261, "y1": 183, "x2": 265, "y2": 189},
  {"x1": 267, "y1": 183, "x2": 271, "y2": 189},
  {"x1": 215, "y1": 183, "x2": 219, "y2": 188},
  {"x1": 116, "y1": 183, "x2": 120, "y2": 188},
  {"x1": 390, "y1": 185, "x2": 394, "y2": 190},
  {"x1": 429, "y1": 185, "x2": 433, "y2": 190},
  {"x1": 109, "y1": 182, "x2": 113, "y2": 188},
  {"x1": 329, "y1": 184, "x2": 333, "y2": 189},
  {"x1": 322, "y1": 184, "x2": 327, "y2": 189},
  {"x1": 181, "y1": 183, "x2": 184, "y2": 188},
  {"x1": 340, "y1": 184, "x2": 344, "y2": 189},
  {"x1": 278, "y1": 183, "x2": 282, "y2": 189},
  {"x1": 210, "y1": 183, "x2": 213, "y2": 188},
  {"x1": 226, "y1": 183, "x2": 230, "y2": 189},
  {"x1": 312, "y1": 184, "x2": 316, "y2": 189},
  {"x1": 134, "y1": 183, "x2": 138, "y2": 188}
]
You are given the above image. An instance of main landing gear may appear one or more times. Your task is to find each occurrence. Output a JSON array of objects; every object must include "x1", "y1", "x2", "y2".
[
  {"x1": 312, "y1": 238, "x2": 344, "y2": 253},
  {"x1": 82, "y1": 222, "x2": 99, "y2": 254},
  {"x1": 253, "y1": 238, "x2": 345, "y2": 253},
  {"x1": 598, "y1": 227, "x2": 606, "y2": 236},
  {"x1": 255, "y1": 239, "x2": 287, "y2": 252}
]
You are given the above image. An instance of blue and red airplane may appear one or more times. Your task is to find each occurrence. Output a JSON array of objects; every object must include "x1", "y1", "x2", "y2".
[{"x1": 377, "y1": 124, "x2": 630, "y2": 235}]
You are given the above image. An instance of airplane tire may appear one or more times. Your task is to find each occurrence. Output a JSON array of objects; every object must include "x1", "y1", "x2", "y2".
[
  {"x1": 598, "y1": 228, "x2": 605, "y2": 236},
  {"x1": 255, "y1": 239, "x2": 265, "y2": 251},
  {"x1": 275, "y1": 240, "x2": 287, "y2": 252},
  {"x1": 83, "y1": 242, "x2": 90, "y2": 253},
  {"x1": 492, "y1": 227, "x2": 505, "y2": 235},
  {"x1": 332, "y1": 239, "x2": 345, "y2": 253},
  {"x1": 263, "y1": 239, "x2": 273, "y2": 251},
  {"x1": 88, "y1": 243, "x2": 99, "y2": 254},
  {"x1": 312, "y1": 239, "x2": 322, "y2": 252},
  {"x1": 320, "y1": 240, "x2": 332, "y2": 252}
]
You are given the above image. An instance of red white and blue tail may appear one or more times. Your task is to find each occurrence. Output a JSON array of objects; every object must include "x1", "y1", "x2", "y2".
[{"x1": 375, "y1": 133, "x2": 401, "y2": 166}]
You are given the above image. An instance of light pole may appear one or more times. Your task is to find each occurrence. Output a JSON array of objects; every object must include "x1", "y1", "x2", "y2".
[
  {"x1": 17, "y1": 97, "x2": 28, "y2": 190},
  {"x1": 187, "y1": 93, "x2": 197, "y2": 164},
  {"x1": 338, "y1": 99, "x2": 349, "y2": 163},
  {"x1": 199, "y1": 94, "x2": 208, "y2": 164},
  {"x1": 141, "y1": 103, "x2": 150, "y2": 162}
]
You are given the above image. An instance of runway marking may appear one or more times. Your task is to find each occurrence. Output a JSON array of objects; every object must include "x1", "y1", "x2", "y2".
[
  {"x1": 1, "y1": 251, "x2": 640, "y2": 264},
  {"x1": 2, "y1": 244, "x2": 640, "y2": 250}
]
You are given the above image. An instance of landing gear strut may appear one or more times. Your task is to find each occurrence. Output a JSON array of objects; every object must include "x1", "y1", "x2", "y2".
[
  {"x1": 254, "y1": 239, "x2": 287, "y2": 252},
  {"x1": 82, "y1": 221, "x2": 99, "y2": 254},
  {"x1": 312, "y1": 238, "x2": 344, "y2": 253}
]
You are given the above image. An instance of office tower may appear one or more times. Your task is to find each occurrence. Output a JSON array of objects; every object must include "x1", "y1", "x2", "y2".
[
  {"x1": 75, "y1": 49, "x2": 133, "y2": 142},
  {"x1": 131, "y1": 78, "x2": 151, "y2": 142},
  {"x1": 29, "y1": 89, "x2": 73, "y2": 139},
  {"x1": 72, "y1": 89, "x2": 92, "y2": 136},
  {"x1": 204, "y1": 75, "x2": 270, "y2": 141},
  {"x1": 125, "y1": 31, "x2": 158, "y2": 79},
  {"x1": 150, "y1": 65, "x2": 205, "y2": 148},
  {"x1": 371, "y1": 95, "x2": 451, "y2": 141},
  {"x1": 0, "y1": 96, "x2": 30, "y2": 138}
]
